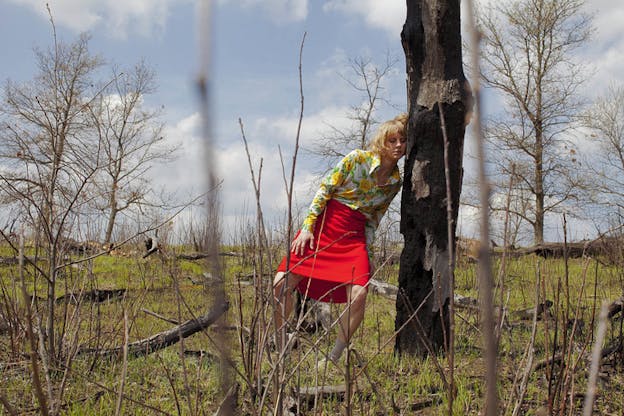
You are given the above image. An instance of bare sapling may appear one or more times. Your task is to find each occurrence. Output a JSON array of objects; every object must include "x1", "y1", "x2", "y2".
[
  {"x1": 196, "y1": 1, "x2": 234, "y2": 413},
  {"x1": 495, "y1": 164, "x2": 516, "y2": 342},
  {"x1": 240, "y1": 117, "x2": 275, "y2": 413},
  {"x1": 439, "y1": 103, "x2": 457, "y2": 414},
  {"x1": 508, "y1": 260, "x2": 541, "y2": 416},
  {"x1": 465, "y1": 0, "x2": 498, "y2": 413},
  {"x1": 582, "y1": 302, "x2": 609, "y2": 416}
]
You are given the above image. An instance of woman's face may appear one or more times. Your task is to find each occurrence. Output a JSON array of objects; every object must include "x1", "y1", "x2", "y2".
[{"x1": 382, "y1": 133, "x2": 407, "y2": 164}]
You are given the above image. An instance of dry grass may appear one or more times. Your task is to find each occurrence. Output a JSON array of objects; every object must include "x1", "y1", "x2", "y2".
[{"x1": 0, "y1": 242, "x2": 623, "y2": 415}]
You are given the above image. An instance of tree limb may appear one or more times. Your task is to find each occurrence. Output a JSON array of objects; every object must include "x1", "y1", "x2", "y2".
[{"x1": 78, "y1": 301, "x2": 229, "y2": 358}]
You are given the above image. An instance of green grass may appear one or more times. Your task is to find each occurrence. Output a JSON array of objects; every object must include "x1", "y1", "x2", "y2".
[{"x1": 0, "y1": 244, "x2": 623, "y2": 415}]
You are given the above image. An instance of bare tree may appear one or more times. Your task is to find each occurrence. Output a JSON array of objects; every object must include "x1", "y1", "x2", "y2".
[
  {"x1": 477, "y1": 0, "x2": 592, "y2": 244},
  {"x1": 0, "y1": 31, "x2": 103, "y2": 365},
  {"x1": 583, "y1": 84, "x2": 624, "y2": 216},
  {"x1": 307, "y1": 53, "x2": 400, "y2": 170},
  {"x1": 89, "y1": 60, "x2": 177, "y2": 244},
  {"x1": 395, "y1": 0, "x2": 469, "y2": 355}
]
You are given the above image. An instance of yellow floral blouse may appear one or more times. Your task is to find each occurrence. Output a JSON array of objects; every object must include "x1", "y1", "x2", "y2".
[{"x1": 301, "y1": 149, "x2": 402, "y2": 247}]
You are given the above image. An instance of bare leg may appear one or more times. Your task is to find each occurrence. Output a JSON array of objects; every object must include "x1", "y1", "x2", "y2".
[
  {"x1": 333, "y1": 284, "x2": 367, "y2": 358},
  {"x1": 321, "y1": 284, "x2": 368, "y2": 365},
  {"x1": 273, "y1": 272, "x2": 302, "y2": 338}
]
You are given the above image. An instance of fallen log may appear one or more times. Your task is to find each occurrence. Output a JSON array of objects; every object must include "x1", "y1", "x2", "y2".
[
  {"x1": 293, "y1": 382, "x2": 376, "y2": 412},
  {"x1": 55, "y1": 289, "x2": 126, "y2": 304},
  {"x1": 0, "y1": 257, "x2": 18, "y2": 266},
  {"x1": 0, "y1": 319, "x2": 13, "y2": 335},
  {"x1": 533, "y1": 353, "x2": 563, "y2": 372},
  {"x1": 406, "y1": 396, "x2": 436, "y2": 412},
  {"x1": 78, "y1": 301, "x2": 229, "y2": 358},
  {"x1": 601, "y1": 340, "x2": 623, "y2": 361},
  {"x1": 368, "y1": 279, "x2": 398, "y2": 300},
  {"x1": 513, "y1": 300, "x2": 554, "y2": 321},
  {"x1": 297, "y1": 384, "x2": 349, "y2": 399},
  {"x1": 511, "y1": 241, "x2": 605, "y2": 259},
  {"x1": 236, "y1": 272, "x2": 273, "y2": 281},
  {"x1": 607, "y1": 296, "x2": 624, "y2": 319},
  {"x1": 369, "y1": 280, "x2": 480, "y2": 314},
  {"x1": 177, "y1": 251, "x2": 241, "y2": 260},
  {"x1": 454, "y1": 293, "x2": 479, "y2": 311},
  {"x1": 184, "y1": 349, "x2": 218, "y2": 360}
]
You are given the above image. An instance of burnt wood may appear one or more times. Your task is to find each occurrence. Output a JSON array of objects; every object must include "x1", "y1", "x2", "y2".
[
  {"x1": 395, "y1": 0, "x2": 469, "y2": 355},
  {"x1": 78, "y1": 301, "x2": 229, "y2": 358}
]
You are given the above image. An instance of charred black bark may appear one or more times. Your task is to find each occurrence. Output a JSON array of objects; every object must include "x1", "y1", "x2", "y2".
[{"x1": 395, "y1": 0, "x2": 469, "y2": 355}]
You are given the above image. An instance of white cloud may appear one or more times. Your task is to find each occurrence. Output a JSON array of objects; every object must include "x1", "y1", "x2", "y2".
[
  {"x1": 580, "y1": 37, "x2": 624, "y2": 98},
  {"x1": 251, "y1": 104, "x2": 354, "y2": 151},
  {"x1": 313, "y1": 48, "x2": 351, "y2": 103},
  {"x1": 7, "y1": 0, "x2": 185, "y2": 38},
  {"x1": 7, "y1": 0, "x2": 101, "y2": 32},
  {"x1": 586, "y1": 0, "x2": 624, "y2": 41},
  {"x1": 322, "y1": 0, "x2": 405, "y2": 37},
  {"x1": 104, "y1": 0, "x2": 171, "y2": 38},
  {"x1": 158, "y1": 112, "x2": 206, "y2": 194},
  {"x1": 156, "y1": 106, "x2": 359, "y2": 240},
  {"x1": 457, "y1": 204, "x2": 480, "y2": 239},
  {"x1": 220, "y1": 0, "x2": 308, "y2": 23},
  {"x1": 567, "y1": 1, "x2": 624, "y2": 99}
]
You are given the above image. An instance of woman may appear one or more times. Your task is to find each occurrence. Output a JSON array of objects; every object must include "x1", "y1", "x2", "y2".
[{"x1": 273, "y1": 113, "x2": 407, "y2": 365}]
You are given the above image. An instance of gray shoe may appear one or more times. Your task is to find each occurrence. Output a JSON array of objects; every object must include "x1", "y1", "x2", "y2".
[
  {"x1": 316, "y1": 355, "x2": 341, "y2": 373},
  {"x1": 272, "y1": 331, "x2": 298, "y2": 353}
]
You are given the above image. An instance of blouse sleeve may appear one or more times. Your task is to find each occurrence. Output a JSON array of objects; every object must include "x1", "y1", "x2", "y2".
[{"x1": 300, "y1": 152, "x2": 355, "y2": 233}]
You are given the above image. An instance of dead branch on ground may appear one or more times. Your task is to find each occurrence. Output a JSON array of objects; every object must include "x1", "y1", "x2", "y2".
[{"x1": 78, "y1": 301, "x2": 229, "y2": 358}]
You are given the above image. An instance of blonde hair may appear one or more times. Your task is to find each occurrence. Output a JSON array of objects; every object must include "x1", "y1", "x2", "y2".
[{"x1": 367, "y1": 113, "x2": 408, "y2": 155}]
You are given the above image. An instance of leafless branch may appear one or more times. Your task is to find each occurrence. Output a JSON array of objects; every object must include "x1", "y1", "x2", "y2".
[{"x1": 466, "y1": 0, "x2": 498, "y2": 414}]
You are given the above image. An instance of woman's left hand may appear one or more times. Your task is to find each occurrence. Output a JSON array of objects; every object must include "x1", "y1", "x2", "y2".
[{"x1": 291, "y1": 230, "x2": 315, "y2": 256}]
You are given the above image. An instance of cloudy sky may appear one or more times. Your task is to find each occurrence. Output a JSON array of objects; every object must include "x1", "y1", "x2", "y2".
[{"x1": 1, "y1": 0, "x2": 623, "y2": 242}]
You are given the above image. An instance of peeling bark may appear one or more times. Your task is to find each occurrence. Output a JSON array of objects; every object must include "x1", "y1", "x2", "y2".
[{"x1": 411, "y1": 160, "x2": 431, "y2": 199}]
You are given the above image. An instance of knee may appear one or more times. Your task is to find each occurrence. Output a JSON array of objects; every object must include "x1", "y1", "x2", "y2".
[
  {"x1": 349, "y1": 285, "x2": 368, "y2": 305},
  {"x1": 273, "y1": 272, "x2": 286, "y2": 298},
  {"x1": 273, "y1": 272, "x2": 286, "y2": 288},
  {"x1": 273, "y1": 272, "x2": 300, "y2": 295}
]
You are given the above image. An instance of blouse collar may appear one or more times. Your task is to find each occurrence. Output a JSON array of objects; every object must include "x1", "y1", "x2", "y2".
[{"x1": 369, "y1": 151, "x2": 402, "y2": 186}]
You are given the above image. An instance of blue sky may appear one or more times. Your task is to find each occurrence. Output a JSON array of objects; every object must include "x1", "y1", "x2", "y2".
[{"x1": 1, "y1": 0, "x2": 623, "y2": 242}]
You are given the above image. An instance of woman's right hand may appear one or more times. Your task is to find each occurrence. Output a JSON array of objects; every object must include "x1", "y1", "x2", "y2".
[{"x1": 291, "y1": 230, "x2": 315, "y2": 256}]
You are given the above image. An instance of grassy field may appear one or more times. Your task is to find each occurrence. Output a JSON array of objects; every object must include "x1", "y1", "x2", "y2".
[{"x1": 1, "y1": 240, "x2": 623, "y2": 415}]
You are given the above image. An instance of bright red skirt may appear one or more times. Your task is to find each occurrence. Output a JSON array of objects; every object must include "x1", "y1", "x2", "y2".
[{"x1": 277, "y1": 199, "x2": 370, "y2": 303}]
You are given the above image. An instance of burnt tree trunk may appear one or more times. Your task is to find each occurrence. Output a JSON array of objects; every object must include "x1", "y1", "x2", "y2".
[{"x1": 395, "y1": 0, "x2": 469, "y2": 355}]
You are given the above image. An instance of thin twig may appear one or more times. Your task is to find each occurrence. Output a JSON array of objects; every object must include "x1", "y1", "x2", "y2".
[
  {"x1": 582, "y1": 302, "x2": 609, "y2": 416},
  {"x1": 0, "y1": 394, "x2": 17, "y2": 416},
  {"x1": 496, "y1": 164, "x2": 515, "y2": 340},
  {"x1": 439, "y1": 102, "x2": 456, "y2": 415},
  {"x1": 510, "y1": 261, "x2": 541, "y2": 416},
  {"x1": 465, "y1": 1, "x2": 498, "y2": 413},
  {"x1": 114, "y1": 309, "x2": 129, "y2": 416},
  {"x1": 19, "y1": 232, "x2": 49, "y2": 416},
  {"x1": 141, "y1": 308, "x2": 180, "y2": 325},
  {"x1": 269, "y1": 31, "x2": 306, "y2": 416},
  {"x1": 239, "y1": 116, "x2": 271, "y2": 412}
]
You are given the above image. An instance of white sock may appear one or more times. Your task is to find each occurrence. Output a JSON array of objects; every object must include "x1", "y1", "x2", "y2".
[{"x1": 329, "y1": 339, "x2": 347, "y2": 361}]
